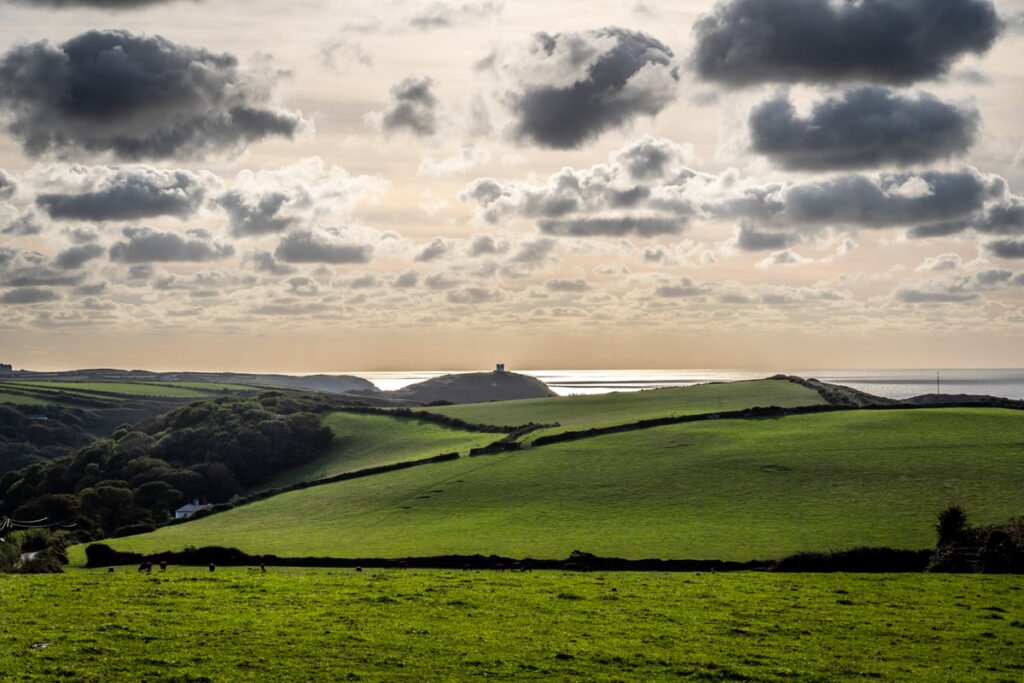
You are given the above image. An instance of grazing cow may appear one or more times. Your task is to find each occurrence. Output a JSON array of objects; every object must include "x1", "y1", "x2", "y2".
[
  {"x1": 107, "y1": 567, "x2": 114, "y2": 574},
  {"x1": 259, "y1": 563, "x2": 266, "y2": 573},
  {"x1": 209, "y1": 563, "x2": 216, "y2": 573},
  {"x1": 137, "y1": 561, "x2": 151, "y2": 573},
  {"x1": 159, "y1": 561, "x2": 167, "y2": 572}
]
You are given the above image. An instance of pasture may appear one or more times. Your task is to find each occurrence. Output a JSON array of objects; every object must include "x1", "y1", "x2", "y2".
[
  {"x1": 1, "y1": 380, "x2": 235, "y2": 399},
  {"x1": 423, "y1": 379, "x2": 825, "y2": 432},
  {"x1": 262, "y1": 411, "x2": 498, "y2": 488},
  {"x1": 1, "y1": 569, "x2": 1021, "y2": 681},
  {"x1": 0, "y1": 390, "x2": 49, "y2": 406},
  {"x1": 101, "y1": 408, "x2": 1024, "y2": 561}
]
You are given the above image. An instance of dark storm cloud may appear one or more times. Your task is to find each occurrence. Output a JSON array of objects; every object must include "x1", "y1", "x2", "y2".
[
  {"x1": 424, "y1": 273, "x2": 460, "y2": 290},
  {"x1": 509, "y1": 237, "x2": 555, "y2": 265},
  {"x1": 375, "y1": 77, "x2": 439, "y2": 137},
  {"x1": 643, "y1": 246, "x2": 668, "y2": 263},
  {"x1": 979, "y1": 200, "x2": 1024, "y2": 235},
  {"x1": 415, "y1": 238, "x2": 450, "y2": 262},
  {"x1": 894, "y1": 289, "x2": 978, "y2": 303},
  {"x1": 274, "y1": 230, "x2": 373, "y2": 264},
  {"x1": 613, "y1": 136, "x2": 690, "y2": 181},
  {"x1": 66, "y1": 227, "x2": 99, "y2": 244},
  {"x1": 74, "y1": 282, "x2": 107, "y2": 295},
  {"x1": 467, "y1": 234, "x2": 506, "y2": 256},
  {"x1": 2, "y1": 266, "x2": 83, "y2": 287},
  {"x1": 0, "y1": 170, "x2": 15, "y2": 199},
  {"x1": 692, "y1": 0, "x2": 1003, "y2": 86},
  {"x1": 109, "y1": 227, "x2": 235, "y2": 263},
  {"x1": 37, "y1": 168, "x2": 209, "y2": 221},
  {"x1": 906, "y1": 220, "x2": 972, "y2": 239},
  {"x1": 461, "y1": 138, "x2": 697, "y2": 236},
  {"x1": 655, "y1": 277, "x2": 712, "y2": 298},
  {"x1": 392, "y1": 270, "x2": 419, "y2": 288},
  {"x1": 538, "y1": 216, "x2": 681, "y2": 237},
  {"x1": 749, "y1": 88, "x2": 978, "y2": 170},
  {"x1": 720, "y1": 169, "x2": 999, "y2": 230},
  {"x1": 217, "y1": 190, "x2": 294, "y2": 237},
  {"x1": 243, "y1": 249, "x2": 297, "y2": 276},
  {"x1": 545, "y1": 278, "x2": 589, "y2": 292},
  {"x1": 0, "y1": 287, "x2": 60, "y2": 305},
  {"x1": 734, "y1": 222, "x2": 798, "y2": 251},
  {"x1": 54, "y1": 244, "x2": 105, "y2": 269},
  {"x1": 974, "y1": 268, "x2": 1013, "y2": 286},
  {"x1": 506, "y1": 28, "x2": 678, "y2": 148},
  {"x1": 783, "y1": 172, "x2": 991, "y2": 227},
  {"x1": 985, "y1": 239, "x2": 1024, "y2": 259},
  {"x1": 446, "y1": 286, "x2": 502, "y2": 304},
  {"x1": 0, "y1": 30, "x2": 303, "y2": 160},
  {"x1": 127, "y1": 264, "x2": 153, "y2": 280},
  {"x1": 348, "y1": 274, "x2": 378, "y2": 289}
]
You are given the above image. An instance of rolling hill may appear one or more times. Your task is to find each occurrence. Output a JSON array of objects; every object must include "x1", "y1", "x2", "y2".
[
  {"x1": 260, "y1": 411, "x2": 499, "y2": 489},
  {"x1": 422, "y1": 378, "x2": 825, "y2": 434},
  {"x1": 99, "y1": 407, "x2": 1024, "y2": 562}
]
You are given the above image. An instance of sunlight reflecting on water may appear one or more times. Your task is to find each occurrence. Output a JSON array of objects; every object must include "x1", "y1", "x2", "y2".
[{"x1": 354, "y1": 368, "x2": 1024, "y2": 400}]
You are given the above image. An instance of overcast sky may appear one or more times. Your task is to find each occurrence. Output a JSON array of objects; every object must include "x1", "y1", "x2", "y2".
[{"x1": 0, "y1": 0, "x2": 1023, "y2": 372}]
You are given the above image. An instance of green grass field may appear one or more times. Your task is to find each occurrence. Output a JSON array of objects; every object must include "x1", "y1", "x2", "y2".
[
  {"x1": 102, "y1": 408, "x2": 1024, "y2": 561},
  {"x1": 423, "y1": 379, "x2": 824, "y2": 434},
  {"x1": 1, "y1": 380, "x2": 218, "y2": 398},
  {"x1": 142, "y1": 381, "x2": 260, "y2": 392},
  {"x1": 0, "y1": 391, "x2": 50, "y2": 406},
  {"x1": 1, "y1": 569, "x2": 1021, "y2": 681},
  {"x1": 262, "y1": 411, "x2": 499, "y2": 488}
]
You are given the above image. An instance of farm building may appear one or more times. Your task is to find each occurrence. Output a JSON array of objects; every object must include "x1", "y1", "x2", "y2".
[{"x1": 174, "y1": 500, "x2": 212, "y2": 520}]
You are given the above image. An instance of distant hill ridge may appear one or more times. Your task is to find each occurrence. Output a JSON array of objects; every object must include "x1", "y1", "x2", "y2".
[
  {"x1": 4, "y1": 368, "x2": 557, "y2": 405},
  {"x1": 385, "y1": 371, "x2": 557, "y2": 405}
]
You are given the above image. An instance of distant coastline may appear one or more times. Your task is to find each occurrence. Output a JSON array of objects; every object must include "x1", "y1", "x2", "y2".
[{"x1": 356, "y1": 368, "x2": 1024, "y2": 400}]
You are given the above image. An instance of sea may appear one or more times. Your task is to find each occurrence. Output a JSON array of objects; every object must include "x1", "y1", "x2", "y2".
[{"x1": 356, "y1": 368, "x2": 1024, "y2": 401}]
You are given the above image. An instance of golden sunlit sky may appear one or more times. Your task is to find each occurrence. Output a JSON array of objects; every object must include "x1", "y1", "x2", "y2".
[{"x1": 0, "y1": 0, "x2": 1023, "y2": 371}]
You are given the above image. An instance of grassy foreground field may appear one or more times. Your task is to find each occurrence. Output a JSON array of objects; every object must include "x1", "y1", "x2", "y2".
[
  {"x1": 1, "y1": 569, "x2": 1021, "y2": 681},
  {"x1": 102, "y1": 408, "x2": 1024, "y2": 561},
  {"x1": 423, "y1": 379, "x2": 824, "y2": 431},
  {"x1": 262, "y1": 411, "x2": 498, "y2": 488}
]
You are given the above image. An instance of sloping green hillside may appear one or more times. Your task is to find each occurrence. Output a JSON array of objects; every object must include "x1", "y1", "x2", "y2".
[
  {"x1": 422, "y1": 379, "x2": 824, "y2": 432},
  {"x1": 262, "y1": 411, "x2": 499, "y2": 488},
  {"x1": 1, "y1": 380, "x2": 248, "y2": 399},
  {"x1": 103, "y1": 408, "x2": 1024, "y2": 561}
]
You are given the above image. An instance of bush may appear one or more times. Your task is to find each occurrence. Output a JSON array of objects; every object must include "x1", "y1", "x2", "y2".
[
  {"x1": 775, "y1": 547, "x2": 931, "y2": 573},
  {"x1": 936, "y1": 504, "x2": 969, "y2": 546}
]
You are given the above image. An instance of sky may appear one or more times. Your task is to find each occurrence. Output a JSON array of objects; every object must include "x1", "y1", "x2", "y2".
[{"x1": 0, "y1": 0, "x2": 1023, "y2": 372}]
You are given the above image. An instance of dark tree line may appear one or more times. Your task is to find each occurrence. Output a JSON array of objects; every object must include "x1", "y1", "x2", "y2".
[
  {"x1": 0, "y1": 404, "x2": 99, "y2": 473},
  {"x1": 928, "y1": 505, "x2": 1024, "y2": 574},
  {"x1": 0, "y1": 393, "x2": 334, "y2": 539}
]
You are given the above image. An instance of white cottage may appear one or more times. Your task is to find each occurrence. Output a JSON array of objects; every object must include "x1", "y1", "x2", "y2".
[{"x1": 174, "y1": 500, "x2": 212, "y2": 520}]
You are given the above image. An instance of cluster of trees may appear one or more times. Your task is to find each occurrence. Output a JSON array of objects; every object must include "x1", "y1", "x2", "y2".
[
  {"x1": 0, "y1": 404, "x2": 99, "y2": 473},
  {"x1": 928, "y1": 505, "x2": 1024, "y2": 574},
  {"x1": 0, "y1": 393, "x2": 334, "y2": 540}
]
